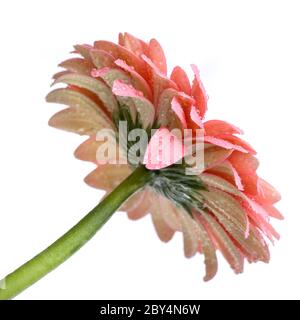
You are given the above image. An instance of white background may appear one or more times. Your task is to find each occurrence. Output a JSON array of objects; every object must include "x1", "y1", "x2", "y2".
[{"x1": 0, "y1": 0, "x2": 299, "y2": 299}]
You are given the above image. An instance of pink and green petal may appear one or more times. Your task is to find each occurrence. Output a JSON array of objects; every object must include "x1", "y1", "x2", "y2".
[
  {"x1": 94, "y1": 40, "x2": 148, "y2": 79},
  {"x1": 53, "y1": 73, "x2": 118, "y2": 115},
  {"x1": 48, "y1": 107, "x2": 103, "y2": 135},
  {"x1": 46, "y1": 88, "x2": 114, "y2": 132},
  {"x1": 92, "y1": 67, "x2": 132, "y2": 87},
  {"x1": 52, "y1": 70, "x2": 70, "y2": 80},
  {"x1": 200, "y1": 173, "x2": 241, "y2": 196},
  {"x1": 206, "y1": 205, "x2": 269, "y2": 263},
  {"x1": 59, "y1": 58, "x2": 94, "y2": 75},
  {"x1": 202, "y1": 188, "x2": 249, "y2": 236},
  {"x1": 191, "y1": 214, "x2": 218, "y2": 281},
  {"x1": 197, "y1": 211, "x2": 243, "y2": 274},
  {"x1": 89, "y1": 49, "x2": 115, "y2": 68},
  {"x1": 112, "y1": 79, "x2": 155, "y2": 128},
  {"x1": 178, "y1": 211, "x2": 199, "y2": 258},
  {"x1": 73, "y1": 44, "x2": 94, "y2": 62},
  {"x1": 204, "y1": 146, "x2": 233, "y2": 170},
  {"x1": 207, "y1": 160, "x2": 244, "y2": 191},
  {"x1": 157, "y1": 89, "x2": 186, "y2": 130}
]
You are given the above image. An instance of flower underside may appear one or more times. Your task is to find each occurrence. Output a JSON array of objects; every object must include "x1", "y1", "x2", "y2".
[{"x1": 46, "y1": 32, "x2": 282, "y2": 281}]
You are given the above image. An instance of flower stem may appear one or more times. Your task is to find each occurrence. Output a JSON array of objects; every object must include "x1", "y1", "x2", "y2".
[{"x1": 0, "y1": 166, "x2": 153, "y2": 300}]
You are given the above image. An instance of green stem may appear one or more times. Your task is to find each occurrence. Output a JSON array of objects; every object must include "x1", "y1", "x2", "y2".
[{"x1": 0, "y1": 166, "x2": 153, "y2": 300}]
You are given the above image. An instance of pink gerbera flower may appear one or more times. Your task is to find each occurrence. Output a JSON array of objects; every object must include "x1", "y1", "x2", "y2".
[
  {"x1": 46, "y1": 32, "x2": 282, "y2": 281},
  {"x1": 1, "y1": 32, "x2": 284, "y2": 301}
]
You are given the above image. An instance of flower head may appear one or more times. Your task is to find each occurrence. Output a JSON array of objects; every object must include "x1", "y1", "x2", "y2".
[{"x1": 47, "y1": 32, "x2": 282, "y2": 281}]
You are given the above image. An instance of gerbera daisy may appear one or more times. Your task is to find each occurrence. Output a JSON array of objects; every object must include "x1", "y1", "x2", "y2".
[
  {"x1": 0, "y1": 33, "x2": 282, "y2": 300},
  {"x1": 48, "y1": 32, "x2": 282, "y2": 280}
]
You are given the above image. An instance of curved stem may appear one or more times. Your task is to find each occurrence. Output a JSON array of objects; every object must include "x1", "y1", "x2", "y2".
[{"x1": 0, "y1": 166, "x2": 153, "y2": 300}]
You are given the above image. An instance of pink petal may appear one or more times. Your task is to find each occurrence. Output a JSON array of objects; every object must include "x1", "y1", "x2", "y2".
[
  {"x1": 150, "y1": 193, "x2": 175, "y2": 242},
  {"x1": 118, "y1": 33, "x2": 125, "y2": 46},
  {"x1": 74, "y1": 136, "x2": 125, "y2": 165},
  {"x1": 204, "y1": 120, "x2": 243, "y2": 136},
  {"x1": 122, "y1": 189, "x2": 151, "y2": 220},
  {"x1": 228, "y1": 151, "x2": 259, "y2": 172},
  {"x1": 263, "y1": 205, "x2": 284, "y2": 220},
  {"x1": 177, "y1": 91, "x2": 195, "y2": 104},
  {"x1": 171, "y1": 97, "x2": 187, "y2": 128},
  {"x1": 74, "y1": 136, "x2": 101, "y2": 163},
  {"x1": 141, "y1": 54, "x2": 177, "y2": 105},
  {"x1": 243, "y1": 196, "x2": 270, "y2": 221},
  {"x1": 217, "y1": 134, "x2": 257, "y2": 155},
  {"x1": 254, "y1": 178, "x2": 281, "y2": 205},
  {"x1": 197, "y1": 211, "x2": 243, "y2": 274},
  {"x1": 191, "y1": 64, "x2": 208, "y2": 119},
  {"x1": 114, "y1": 58, "x2": 153, "y2": 100},
  {"x1": 204, "y1": 136, "x2": 249, "y2": 153},
  {"x1": 121, "y1": 32, "x2": 149, "y2": 56},
  {"x1": 225, "y1": 161, "x2": 244, "y2": 191},
  {"x1": 149, "y1": 38, "x2": 167, "y2": 75},
  {"x1": 91, "y1": 67, "x2": 111, "y2": 78},
  {"x1": 170, "y1": 66, "x2": 191, "y2": 95},
  {"x1": 228, "y1": 151, "x2": 259, "y2": 196},
  {"x1": 112, "y1": 79, "x2": 143, "y2": 98},
  {"x1": 158, "y1": 197, "x2": 181, "y2": 230},
  {"x1": 243, "y1": 203, "x2": 280, "y2": 242},
  {"x1": 84, "y1": 164, "x2": 131, "y2": 190},
  {"x1": 143, "y1": 127, "x2": 185, "y2": 170},
  {"x1": 140, "y1": 54, "x2": 167, "y2": 78},
  {"x1": 178, "y1": 211, "x2": 199, "y2": 258},
  {"x1": 191, "y1": 214, "x2": 218, "y2": 280},
  {"x1": 190, "y1": 105, "x2": 204, "y2": 128}
]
